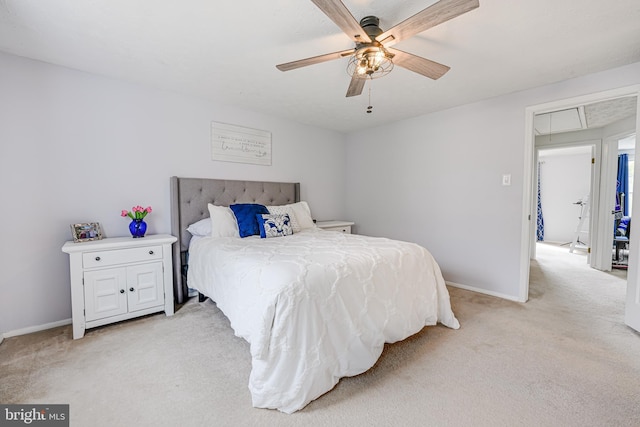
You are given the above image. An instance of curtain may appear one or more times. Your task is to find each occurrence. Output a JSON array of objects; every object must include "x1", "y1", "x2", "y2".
[
  {"x1": 537, "y1": 161, "x2": 544, "y2": 241},
  {"x1": 617, "y1": 154, "x2": 629, "y2": 216}
]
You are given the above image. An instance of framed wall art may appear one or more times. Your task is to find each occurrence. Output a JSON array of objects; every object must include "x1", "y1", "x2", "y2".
[
  {"x1": 70, "y1": 222, "x2": 103, "y2": 243},
  {"x1": 211, "y1": 122, "x2": 272, "y2": 166}
]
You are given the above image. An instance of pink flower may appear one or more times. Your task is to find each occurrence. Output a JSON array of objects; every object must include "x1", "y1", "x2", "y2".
[{"x1": 121, "y1": 205, "x2": 152, "y2": 220}]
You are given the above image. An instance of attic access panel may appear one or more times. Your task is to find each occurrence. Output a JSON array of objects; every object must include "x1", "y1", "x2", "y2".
[{"x1": 534, "y1": 108, "x2": 584, "y2": 135}]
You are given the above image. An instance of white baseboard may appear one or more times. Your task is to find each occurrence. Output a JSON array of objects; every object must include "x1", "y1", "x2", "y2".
[
  {"x1": 0, "y1": 284, "x2": 519, "y2": 342},
  {"x1": 3, "y1": 318, "x2": 72, "y2": 340},
  {"x1": 446, "y1": 281, "x2": 526, "y2": 303}
]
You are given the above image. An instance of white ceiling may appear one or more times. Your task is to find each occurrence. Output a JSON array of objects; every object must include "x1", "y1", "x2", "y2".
[
  {"x1": 534, "y1": 97, "x2": 638, "y2": 135},
  {"x1": 1, "y1": 0, "x2": 639, "y2": 133}
]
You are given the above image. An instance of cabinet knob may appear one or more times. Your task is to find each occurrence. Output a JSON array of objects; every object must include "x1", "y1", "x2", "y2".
[
  {"x1": 129, "y1": 287, "x2": 134, "y2": 292},
  {"x1": 120, "y1": 289, "x2": 125, "y2": 294},
  {"x1": 148, "y1": 250, "x2": 154, "y2": 255},
  {"x1": 95, "y1": 256, "x2": 101, "y2": 261}
]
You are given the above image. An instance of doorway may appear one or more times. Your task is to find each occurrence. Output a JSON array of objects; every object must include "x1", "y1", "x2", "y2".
[
  {"x1": 537, "y1": 144, "x2": 594, "y2": 254},
  {"x1": 612, "y1": 134, "x2": 636, "y2": 270},
  {"x1": 536, "y1": 136, "x2": 636, "y2": 270},
  {"x1": 519, "y1": 86, "x2": 640, "y2": 332}
]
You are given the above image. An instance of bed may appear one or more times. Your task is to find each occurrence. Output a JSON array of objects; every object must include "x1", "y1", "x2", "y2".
[{"x1": 170, "y1": 176, "x2": 460, "y2": 413}]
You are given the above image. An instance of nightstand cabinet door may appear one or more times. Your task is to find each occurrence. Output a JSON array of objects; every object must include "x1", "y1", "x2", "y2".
[
  {"x1": 126, "y1": 262, "x2": 163, "y2": 312},
  {"x1": 84, "y1": 268, "x2": 128, "y2": 322}
]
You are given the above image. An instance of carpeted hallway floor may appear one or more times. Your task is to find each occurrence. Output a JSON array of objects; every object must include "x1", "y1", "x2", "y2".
[{"x1": 1, "y1": 243, "x2": 639, "y2": 426}]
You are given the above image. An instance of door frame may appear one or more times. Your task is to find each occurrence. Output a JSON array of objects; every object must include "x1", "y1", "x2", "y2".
[
  {"x1": 534, "y1": 141, "x2": 600, "y2": 265},
  {"x1": 596, "y1": 131, "x2": 635, "y2": 271},
  {"x1": 519, "y1": 85, "x2": 640, "y2": 303}
]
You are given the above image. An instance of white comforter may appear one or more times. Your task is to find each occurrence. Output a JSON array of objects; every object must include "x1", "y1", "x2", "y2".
[{"x1": 188, "y1": 228, "x2": 459, "y2": 413}]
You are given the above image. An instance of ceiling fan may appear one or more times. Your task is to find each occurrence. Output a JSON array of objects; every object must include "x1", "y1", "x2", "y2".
[{"x1": 276, "y1": 0, "x2": 479, "y2": 97}]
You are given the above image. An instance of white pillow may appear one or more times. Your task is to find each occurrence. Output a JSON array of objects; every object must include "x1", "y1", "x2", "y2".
[
  {"x1": 186, "y1": 218, "x2": 211, "y2": 237},
  {"x1": 207, "y1": 203, "x2": 240, "y2": 238},
  {"x1": 267, "y1": 201, "x2": 315, "y2": 233},
  {"x1": 289, "y1": 201, "x2": 315, "y2": 230}
]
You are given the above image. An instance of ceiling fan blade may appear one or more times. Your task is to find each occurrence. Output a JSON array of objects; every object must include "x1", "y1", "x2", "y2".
[
  {"x1": 276, "y1": 49, "x2": 355, "y2": 72},
  {"x1": 377, "y1": 0, "x2": 479, "y2": 46},
  {"x1": 346, "y1": 75, "x2": 366, "y2": 97},
  {"x1": 387, "y1": 48, "x2": 450, "y2": 80},
  {"x1": 310, "y1": 0, "x2": 372, "y2": 43}
]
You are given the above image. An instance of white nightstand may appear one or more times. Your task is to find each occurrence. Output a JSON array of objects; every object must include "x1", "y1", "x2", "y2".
[
  {"x1": 315, "y1": 220, "x2": 355, "y2": 234},
  {"x1": 62, "y1": 234, "x2": 177, "y2": 339}
]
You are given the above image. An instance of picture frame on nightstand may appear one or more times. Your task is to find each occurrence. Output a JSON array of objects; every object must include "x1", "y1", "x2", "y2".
[{"x1": 70, "y1": 222, "x2": 103, "y2": 242}]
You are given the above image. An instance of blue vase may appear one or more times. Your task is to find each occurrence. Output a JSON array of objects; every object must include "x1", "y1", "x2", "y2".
[{"x1": 129, "y1": 219, "x2": 147, "y2": 238}]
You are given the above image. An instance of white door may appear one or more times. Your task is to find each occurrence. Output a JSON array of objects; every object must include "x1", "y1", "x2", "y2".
[
  {"x1": 588, "y1": 144, "x2": 599, "y2": 268},
  {"x1": 84, "y1": 268, "x2": 128, "y2": 321},
  {"x1": 625, "y1": 130, "x2": 640, "y2": 332},
  {"x1": 627, "y1": 249, "x2": 640, "y2": 331},
  {"x1": 126, "y1": 263, "x2": 163, "y2": 312},
  {"x1": 593, "y1": 138, "x2": 619, "y2": 271}
]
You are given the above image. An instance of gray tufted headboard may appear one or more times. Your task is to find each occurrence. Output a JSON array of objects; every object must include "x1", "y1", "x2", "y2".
[{"x1": 169, "y1": 176, "x2": 300, "y2": 303}]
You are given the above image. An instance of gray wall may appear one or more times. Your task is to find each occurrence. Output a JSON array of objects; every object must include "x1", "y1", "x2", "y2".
[
  {"x1": 345, "y1": 61, "x2": 640, "y2": 300},
  {"x1": 2, "y1": 48, "x2": 640, "y2": 336},
  {"x1": 0, "y1": 51, "x2": 347, "y2": 337}
]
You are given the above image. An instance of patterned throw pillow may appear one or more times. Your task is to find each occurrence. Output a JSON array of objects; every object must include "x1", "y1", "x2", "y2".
[
  {"x1": 257, "y1": 214, "x2": 293, "y2": 238},
  {"x1": 267, "y1": 201, "x2": 314, "y2": 233}
]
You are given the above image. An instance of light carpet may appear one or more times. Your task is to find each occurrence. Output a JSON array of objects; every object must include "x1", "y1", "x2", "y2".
[{"x1": 1, "y1": 243, "x2": 639, "y2": 426}]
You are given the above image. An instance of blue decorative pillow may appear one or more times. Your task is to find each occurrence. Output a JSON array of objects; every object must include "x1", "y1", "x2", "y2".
[
  {"x1": 617, "y1": 216, "x2": 631, "y2": 236},
  {"x1": 230, "y1": 203, "x2": 269, "y2": 237},
  {"x1": 257, "y1": 214, "x2": 293, "y2": 238}
]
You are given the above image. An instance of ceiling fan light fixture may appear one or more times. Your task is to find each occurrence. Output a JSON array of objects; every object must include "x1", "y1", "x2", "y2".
[
  {"x1": 347, "y1": 46, "x2": 394, "y2": 79},
  {"x1": 276, "y1": 0, "x2": 480, "y2": 97}
]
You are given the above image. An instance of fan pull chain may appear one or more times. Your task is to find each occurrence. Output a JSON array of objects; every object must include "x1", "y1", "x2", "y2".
[{"x1": 366, "y1": 79, "x2": 373, "y2": 114}]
